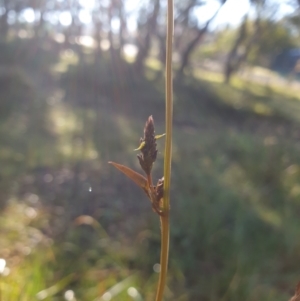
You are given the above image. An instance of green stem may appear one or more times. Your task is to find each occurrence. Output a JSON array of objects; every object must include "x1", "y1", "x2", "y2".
[
  {"x1": 155, "y1": 0, "x2": 173, "y2": 300},
  {"x1": 155, "y1": 213, "x2": 170, "y2": 301}
]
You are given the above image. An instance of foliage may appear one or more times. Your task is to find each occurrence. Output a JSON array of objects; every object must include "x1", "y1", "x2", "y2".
[
  {"x1": 192, "y1": 28, "x2": 236, "y2": 61},
  {"x1": 247, "y1": 19, "x2": 299, "y2": 67},
  {"x1": 199, "y1": 18, "x2": 299, "y2": 73}
]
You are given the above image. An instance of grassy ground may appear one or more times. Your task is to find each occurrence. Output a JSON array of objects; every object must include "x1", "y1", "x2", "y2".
[{"x1": 1, "y1": 38, "x2": 300, "y2": 300}]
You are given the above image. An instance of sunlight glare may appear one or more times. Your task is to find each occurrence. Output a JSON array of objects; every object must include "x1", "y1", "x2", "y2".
[
  {"x1": 153, "y1": 263, "x2": 161, "y2": 273},
  {"x1": 111, "y1": 17, "x2": 120, "y2": 34},
  {"x1": 0, "y1": 258, "x2": 6, "y2": 274},
  {"x1": 127, "y1": 287, "x2": 138, "y2": 297},
  {"x1": 79, "y1": 0, "x2": 95, "y2": 9},
  {"x1": 100, "y1": 40, "x2": 110, "y2": 51},
  {"x1": 79, "y1": 9, "x2": 92, "y2": 24},
  {"x1": 127, "y1": 17, "x2": 137, "y2": 31},
  {"x1": 64, "y1": 290, "x2": 75, "y2": 301},
  {"x1": 123, "y1": 44, "x2": 138, "y2": 58},
  {"x1": 77, "y1": 36, "x2": 95, "y2": 47},
  {"x1": 102, "y1": 292, "x2": 112, "y2": 301},
  {"x1": 53, "y1": 33, "x2": 65, "y2": 43},
  {"x1": 25, "y1": 207, "x2": 37, "y2": 219},
  {"x1": 59, "y1": 12, "x2": 72, "y2": 26},
  {"x1": 36, "y1": 290, "x2": 48, "y2": 300},
  {"x1": 18, "y1": 29, "x2": 30, "y2": 39},
  {"x1": 22, "y1": 8, "x2": 35, "y2": 23}
]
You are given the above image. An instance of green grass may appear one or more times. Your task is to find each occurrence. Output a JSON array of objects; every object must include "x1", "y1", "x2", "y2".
[{"x1": 1, "y1": 39, "x2": 300, "y2": 300}]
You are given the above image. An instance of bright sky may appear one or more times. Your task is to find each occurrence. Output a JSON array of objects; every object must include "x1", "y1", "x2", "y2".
[
  {"x1": 191, "y1": 0, "x2": 249, "y2": 29},
  {"x1": 21, "y1": 0, "x2": 295, "y2": 30},
  {"x1": 195, "y1": 0, "x2": 296, "y2": 29}
]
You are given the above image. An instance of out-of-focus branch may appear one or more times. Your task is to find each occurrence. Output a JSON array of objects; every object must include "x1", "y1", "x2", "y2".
[
  {"x1": 176, "y1": 0, "x2": 226, "y2": 79},
  {"x1": 134, "y1": 0, "x2": 161, "y2": 73}
]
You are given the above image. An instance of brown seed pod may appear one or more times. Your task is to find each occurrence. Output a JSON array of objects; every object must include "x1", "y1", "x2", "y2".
[
  {"x1": 290, "y1": 282, "x2": 300, "y2": 301},
  {"x1": 137, "y1": 116, "x2": 158, "y2": 175}
]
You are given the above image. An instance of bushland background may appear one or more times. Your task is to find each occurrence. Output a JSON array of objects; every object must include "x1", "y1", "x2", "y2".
[{"x1": 1, "y1": 0, "x2": 300, "y2": 300}]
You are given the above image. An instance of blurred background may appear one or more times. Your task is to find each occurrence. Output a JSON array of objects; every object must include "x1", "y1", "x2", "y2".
[{"x1": 1, "y1": 0, "x2": 300, "y2": 300}]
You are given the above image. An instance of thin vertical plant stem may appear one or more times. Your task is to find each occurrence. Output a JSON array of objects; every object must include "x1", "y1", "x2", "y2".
[{"x1": 155, "y1": 0, "x2": 173, "y2": 300}]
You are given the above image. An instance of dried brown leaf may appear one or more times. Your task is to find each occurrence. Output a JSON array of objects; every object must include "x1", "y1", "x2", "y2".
[{"x1": 109, "y1": 161, "x2": 149, "y2": 197}]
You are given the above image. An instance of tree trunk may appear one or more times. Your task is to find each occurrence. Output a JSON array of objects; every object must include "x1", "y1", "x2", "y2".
[
  {"x1": 34, "y1": 10, "x2": 45, "y2": 38},
  {"x1": 0, "y1": 8, "x2": 9, "y2": 39},
  {"x1": 156, "y1": 32, "x2": 166, "y2": 66},
  {"x1": 224, "y1": 14, "x2": 260, "y2": 83},
  {"x1": 134, "y1": 0, "x2": 160, "y2": 74},
  {"x1": 177, "y1": 26, "x2": 207, "y2": 78},
  {"x1": 94, "y1": 20, "x2": 102, "y2": 63},
  {"x1": 118, "y1": 1, "x2": 126, "y2": 57},
  {"x1": 224, "y1": 14, "x2": 248, "y2": 83},
  {"x1": 177, "y1": 2, "x2": 225, "y2": 79}
]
